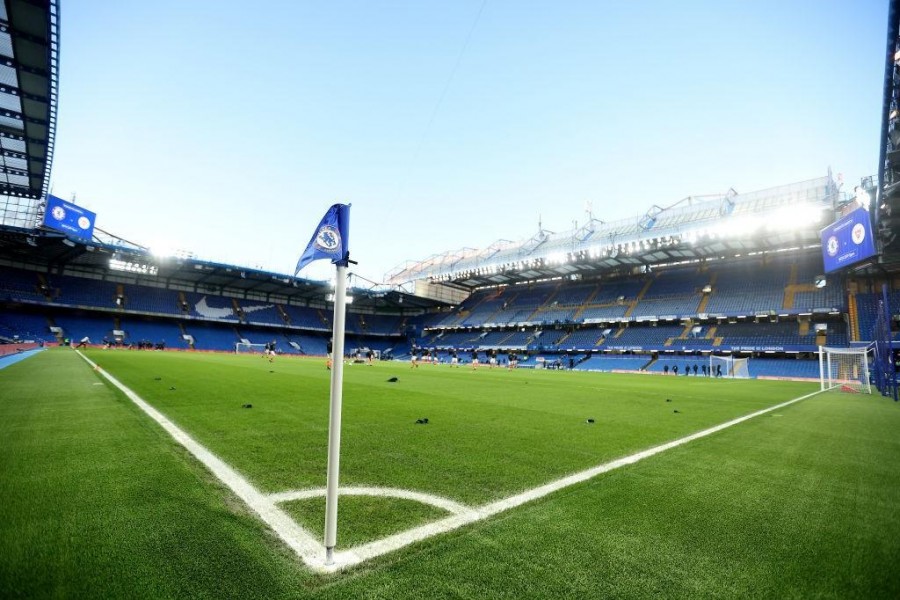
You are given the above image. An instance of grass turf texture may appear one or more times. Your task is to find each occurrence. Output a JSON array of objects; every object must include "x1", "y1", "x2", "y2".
[
  {"x1": 2, "y1": 347, "x2": 898, "y2": 597},
  {"x1": 281, "y1": 496, "x2": 449, "y2": 549},
  {"x1": 79, "y1": 349, "x2": 818, "y2": 507}
]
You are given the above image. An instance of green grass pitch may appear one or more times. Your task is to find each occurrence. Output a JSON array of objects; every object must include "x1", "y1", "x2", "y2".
[{"x1": 2, "y1": 347, "x2": 899, "y2": 598}]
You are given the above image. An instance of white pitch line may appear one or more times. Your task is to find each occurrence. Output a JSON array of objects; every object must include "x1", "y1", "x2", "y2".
[
  {"x1": 77, "y1": 349, "x2": 822, "y2": 573},
  {"x1": 75, "y1": 351, "x2": 325, "y2": 565},
  {"x1": 331, "y1": 388, "x2": 823, "y2": 570},
  {"x1": 268, "y1": 487, "x2": 473, "y2": 516}
]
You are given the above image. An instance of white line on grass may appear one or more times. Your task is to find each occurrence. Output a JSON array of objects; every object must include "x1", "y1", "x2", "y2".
[
  {"x1": 74, "y1": 351, "x2": 325, "y2": 564},
  {"x1": 268, "y1": 487, "x2": 473, "y2": 516},
  {"x1": 77, "y1": 349, "x2": 822, "y2": 572},
  {"x1": 335, "y1": 388, "x2": 823, "y2": 569}
]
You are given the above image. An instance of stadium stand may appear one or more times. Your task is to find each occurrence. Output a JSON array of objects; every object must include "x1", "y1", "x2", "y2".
[
  {"x1": 748, "y1": 358, "x2": 819, "y2": 379},
  {"x1": 610, "y1": 324, "x2": 684, "y2": 347},
  {"x1": 0, "y1": 312, "x2": 56, "y2": 342},
  {"x1": 573, "y1": 354, "x2": 650, "y2": 371},
  {"x1": 116, "y1": 319, "x2": 186, "y2": 349},
  {"x1": 53, "y1": 274, "x2": 120, "y2": 309},
  {"x1": 856, "y1": 291, "x2": 900, "y2": 341},
  {"x1": 0, "y1": 266, "x2": 47, "y2": 303},
  {"x1": 53, "y1": 314, "x2": 116, "y2": 344},
  {"x1": 185, "y1": 322, "x2": 241, "y2": 352},
  {"x1": 120, "y1": 285, "x2": 182, "y2": 314}
]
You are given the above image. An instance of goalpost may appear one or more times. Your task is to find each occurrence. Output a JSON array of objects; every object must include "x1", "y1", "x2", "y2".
[
  {"x1": 235, "y1": 342, "x2": 267, "y2": 355},
  {"x1": 818, "y1": 345, "x2": 872, "y2": 394},
  {"x1": 709, "y1": 355, "x2": 750, "y2": 378}
]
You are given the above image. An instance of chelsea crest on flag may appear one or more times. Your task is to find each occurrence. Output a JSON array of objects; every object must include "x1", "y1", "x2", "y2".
[{"x1": 295, "y1": 204, "x2": 351, "y2": 274}]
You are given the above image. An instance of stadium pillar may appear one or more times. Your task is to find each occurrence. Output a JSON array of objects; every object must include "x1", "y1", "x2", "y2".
[{"x1": 324, "y1": 263, "x2": 349, "y2": 564}]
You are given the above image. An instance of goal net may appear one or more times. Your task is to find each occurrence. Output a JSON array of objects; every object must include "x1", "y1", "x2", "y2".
[
  {"x1": 819, "y1": 346, "x2": 872, "y2": 394},
  {"x1": 235, "y1": 342, "x2": 267, "y2": 355},
  {"x1": 709, "y1": 355, "x2": 750, "y2": 378}
]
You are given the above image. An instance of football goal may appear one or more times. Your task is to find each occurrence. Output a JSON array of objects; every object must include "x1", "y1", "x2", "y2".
[
  {"x1": 819, "y1": 345, "x2": 872, "y2": 394},
  {"x1": 709, "y1": 355, "x2": 750, "y2": 378},
  {"x1": 235, "y1": 342, "x2": 267, "y2": 355}
]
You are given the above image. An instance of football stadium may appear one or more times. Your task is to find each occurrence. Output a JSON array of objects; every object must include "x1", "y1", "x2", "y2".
[{"x1": 2, "y1": 2, "x2": 900, "y2": 598}]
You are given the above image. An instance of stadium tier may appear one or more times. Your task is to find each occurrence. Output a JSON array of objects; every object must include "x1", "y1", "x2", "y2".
[
  {"x1": 0, "y1": 312, "x2": 56, "y2": 343},
  {"x1": 573, "y1": 355, "x2": 651, "y2": 371},
  {"x1": 0, "y1": 247, "x2": 886, "y2": 371},
  {"x1": 856, "y1": 291, "x2": 900, "y2": 342},
  {"x1": 119, "y1": 318, "x2": 188, "y2": 349}
]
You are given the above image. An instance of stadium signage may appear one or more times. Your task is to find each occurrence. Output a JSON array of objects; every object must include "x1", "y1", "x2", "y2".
[
  {"x1": 42, "y1": 195, "x2": 96, "y2": 241},
  {"x1": 820, "y1": 206, "x2": 877, "y2": 273}
]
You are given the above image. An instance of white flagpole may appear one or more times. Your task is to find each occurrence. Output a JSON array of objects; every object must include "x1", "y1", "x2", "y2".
[{"x1": 324, "y1": 262, "x2": 348, "y2": 565}]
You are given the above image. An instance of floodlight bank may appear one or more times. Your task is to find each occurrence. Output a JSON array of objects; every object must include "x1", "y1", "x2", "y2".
[{"x1": 76, "y1": 350, "x2": 822, "y2": 573}]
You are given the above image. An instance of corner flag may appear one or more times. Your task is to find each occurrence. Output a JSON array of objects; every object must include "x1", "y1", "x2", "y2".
[
  {"x1": 295, "y1": 203, "x2": 352, "y2": 567},
  {"x1": 294, "y1": 204, "x2": 350, "y2": 274}
]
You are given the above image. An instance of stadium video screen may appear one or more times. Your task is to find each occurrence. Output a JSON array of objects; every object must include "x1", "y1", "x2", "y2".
[
  {"x1": 42, "y1": 194, "x2": 96, "y2": 242},
  {"x1": 820, "y1": 206, "x2": 876, "y2": 274}
]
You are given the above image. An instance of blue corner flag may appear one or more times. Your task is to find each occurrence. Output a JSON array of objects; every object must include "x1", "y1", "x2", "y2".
[{"x1": 295, "y1": 204, "x2": 351, "y2": 274}]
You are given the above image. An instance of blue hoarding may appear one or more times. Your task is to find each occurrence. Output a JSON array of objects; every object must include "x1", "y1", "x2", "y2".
[
  {"x1": 820, "y1": 206, "x2": 877, "y2": 274},
  {"x1": 42, "y1": 195, "x2": 96, "y2": 241}
]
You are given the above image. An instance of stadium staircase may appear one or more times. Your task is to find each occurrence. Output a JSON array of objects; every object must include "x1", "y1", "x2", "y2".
[
  {"x1": 46, "y1": 316, "x2": 62, "y2": 342},
  {"x1": 316, "y1": 310, "x2": 330, "y2": 328},
  {"x1": 783, "y1": 283, "x2": 818, "y2": 310},
  {"x1": 624, "y1": 277, "x2": 654, "y2": 318},
  {"x1": 696, "y1": 272, "x2": 717, "y2": 313},
  {"x1": 554, "y1": 331, "x2": 572, "y2": 346},
  {"x1": 614, "y1": 325, "x2": 627, "y2": 338},
  {"x1": 35, "y1": 273, "x2": 48, "y2": 298},
  {"x1": 705, "y1": 325, "x2": 718, "y2": 340},
  {"x1": 178, "y1": 322, "x2": 194, "y2": 349},
  {"x1": 528, "y1": 284, "x2": 562, "y2": 321},
  {"x1": 798, "y1": 318, "x2": 810, "y2": 337},
  {"x1": 232, "y1": 299, "x2": 245, "y2": 323},
  {"x1": 115, "y1": 284, "x2": 125, "y2": 310},
  {"x1": 847, "y1": 294, "x2": 860, "y2": 341},
  {"x1": 642, "y1": 356, "x2": 657, "y2": 371},
  {"x1": 177, "y1": 292, "x2": 189, "y2": 313},
  {"x1": 571, "y1": 285, "x2": 601, "y2": 321},
  {"x1": 677, "y1": 322, "x2": 693, "y2": 339},
  {"x1": 277, "y1": 305, "x2": 291, "y2": 325}
]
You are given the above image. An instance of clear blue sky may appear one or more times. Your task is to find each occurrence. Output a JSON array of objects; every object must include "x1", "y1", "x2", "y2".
[{"x1": 50, "y1": 0, "x2": 887, "y2": 283}]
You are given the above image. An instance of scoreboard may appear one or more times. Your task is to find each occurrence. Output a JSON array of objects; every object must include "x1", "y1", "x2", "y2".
[{"x1": 820, "y1": 206, "x2": 877, "y2": 273}]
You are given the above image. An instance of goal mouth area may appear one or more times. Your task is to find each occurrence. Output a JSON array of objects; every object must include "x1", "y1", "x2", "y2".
[
  {"x1": 819, "y1": 345, "x2": 873, "y2": 395},
  {"x1": 235, "y1": 342, "x2": 269, "y2": 354}
]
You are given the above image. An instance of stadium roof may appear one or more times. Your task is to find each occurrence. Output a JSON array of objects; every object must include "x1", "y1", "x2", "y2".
[
  {"x1": 0, "y1": 225, "x2": 442, "y2": 311},
  {"x1": 0, "y1": 0, "x2": 59, "y2": 200},
  {"x1": 387, "y1": 176, "x2": 847, "y2": 289}
]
